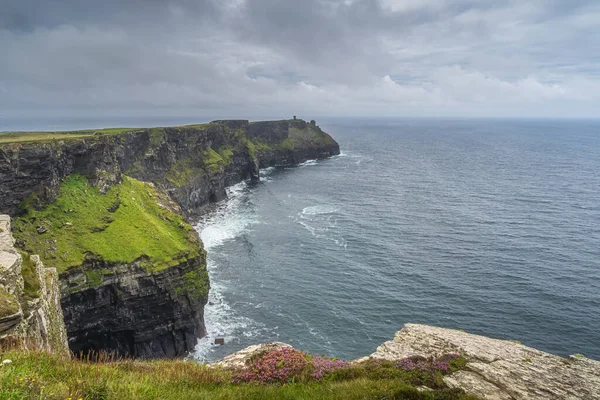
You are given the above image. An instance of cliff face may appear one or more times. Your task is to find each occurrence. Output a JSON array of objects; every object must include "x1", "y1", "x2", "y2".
[
  {"x1": 0, "y1": 119, "x2": 340, "y2": 217},
  {"x1": 0, "y1": 119, "x2": 340, "y2": 358},
  {"x1": 61, "y1": 255, "x2": 207, "y2": 358},
  {"x1": 0, "y1": 215, "x2": 69, "y2": 355}
]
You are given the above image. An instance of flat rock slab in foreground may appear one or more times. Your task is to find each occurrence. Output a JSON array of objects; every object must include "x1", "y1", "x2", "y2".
[
  {"x1": 209, "y1": 342, "x2": 292, "y2": 369},
  {"x1": 369, "y1": 324, "x2": 600, "y2": 400}
]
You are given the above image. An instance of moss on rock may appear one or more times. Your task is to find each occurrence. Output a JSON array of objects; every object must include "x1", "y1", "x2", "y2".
[
  {"x1": 175, "y1": 268, "x2": 210, "y2": 300},
  {"x1": 14, "y1": 174, "x2": 202, "y2": 274},
  {"x1": 203, "y1": 148, "x2": 225, "y2": 173},
  {"x1": 19, "y1": 252, "x2": 42, "y2": 301},
  {"x1": 165, "y1": 158, "x2": 204, "y2": 188}
]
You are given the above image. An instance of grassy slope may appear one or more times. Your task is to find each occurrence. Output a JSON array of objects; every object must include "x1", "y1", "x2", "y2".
[
  {"x1": 0, "y1": 350, "x2": 480, "y2": 400},
  {"x1": 14, "y1": 174, "x2": 202, "y2": 274}
]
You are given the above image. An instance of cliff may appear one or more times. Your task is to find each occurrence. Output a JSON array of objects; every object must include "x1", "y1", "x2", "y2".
[
  {"x1": 0, "y1": 119, "x2": 340, "y2": 358},
  {"x1": 0, "y1": 215, "x2": 68, "y2": 355},
  {"x1": 0, "y1": 119, "x2": 339, "y2": 216}
]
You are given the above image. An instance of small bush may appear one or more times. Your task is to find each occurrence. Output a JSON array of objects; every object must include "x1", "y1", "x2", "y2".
[
  {"x1": 231, "y1": 348, "x2": 308, "y2": 385},
  {"x1": 310, "y1": 356, "x2": 350, "y2": 380}
]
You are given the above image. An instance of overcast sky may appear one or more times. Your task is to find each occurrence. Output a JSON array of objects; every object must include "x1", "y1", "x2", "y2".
[{"x1": 1, "y1": 0, "x2": 599, "y2": 119}]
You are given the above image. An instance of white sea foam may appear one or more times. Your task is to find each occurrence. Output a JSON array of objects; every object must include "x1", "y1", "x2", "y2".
[
  {"x1": 260, "y1": 166, "x2": 276, "y2": 177},
  {"x1": 293, "y1": 204, "x2": 347, "y2": 249},
  {"x1": 196, "y1": 182, "x2": 255, "y2": 249},
  {"x1": 298, "y1": 159, "x2": 318, "y2": 167},
  {"x1": 192, "y1": 182, "x2": 268, "y2": 361},
  {"x1": 301, "y1": 204, "x2": 339, "y2": 216}
]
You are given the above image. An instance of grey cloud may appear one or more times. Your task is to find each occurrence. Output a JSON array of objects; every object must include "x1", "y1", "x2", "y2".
[
  {"x1": 0, "y1": 0, "x2": 221, "y2": 31},
  {"x1": 0, "y1": 0, "x2": 599, "y2": 118}
]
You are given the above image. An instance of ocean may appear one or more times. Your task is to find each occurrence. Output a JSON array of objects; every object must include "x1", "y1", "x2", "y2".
[
  {"x1": 3, "y1": 116, "x2": 599, "y2": 362},
  {"x1": 192, "y1": 118, "x2": 600, "y2": 362}
]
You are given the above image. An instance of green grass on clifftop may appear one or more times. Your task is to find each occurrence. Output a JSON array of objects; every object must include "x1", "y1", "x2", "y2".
[
  {"x1": 0, "y1": 128, "x2": 136, "y2": 144},
  {"x1": 13, "y1": 174, "x2": 201, "y2": 274},
  {"x1": 0, "y1": 350, "x2": 481, "y2": 400}
]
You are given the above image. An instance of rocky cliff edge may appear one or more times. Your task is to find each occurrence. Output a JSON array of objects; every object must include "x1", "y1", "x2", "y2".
[{"x1": 0, "y1": 215, "x2": 68, "y2": 355}]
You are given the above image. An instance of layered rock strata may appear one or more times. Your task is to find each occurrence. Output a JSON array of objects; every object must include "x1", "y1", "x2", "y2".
[
  {"x1": 0, "y1": 215, "x2": 68, "y2": 355},
  {"x1": 0, "y1": 119, "x2": 339, "y2": 358}
]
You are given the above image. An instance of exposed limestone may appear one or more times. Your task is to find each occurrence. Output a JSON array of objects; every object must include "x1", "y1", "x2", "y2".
[
  {"x1": 0, "y1": 215, "x2": 68, "y2": 355},
  {"x1": 368, "y1": 324, "x2": 600, "y2": 400},
  {"x1": 209, "y1": 342, "x2": 292, "y2": 369}
]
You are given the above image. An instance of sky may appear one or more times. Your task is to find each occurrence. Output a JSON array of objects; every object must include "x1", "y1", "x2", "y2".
[{"x1": 1, "y1": 0, "x2": 599, "y2": 119}]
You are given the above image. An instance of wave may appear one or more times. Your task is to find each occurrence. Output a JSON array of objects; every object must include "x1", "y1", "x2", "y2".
[
  {"x1": 195, "y1": 182, "x2": 256, "y2": 249},
  {"x1": 192, "y1": 181, "x2": 270, "y2": 361},
  {"x1": 301, "y1": 204, "x2": 340, "y2": 216},
  {"x1": 298, "y1": 159, "x2": 318, "y2": 167},
  {"x1": 294, "y1": 204, "x2": 347, "y2": 249}
]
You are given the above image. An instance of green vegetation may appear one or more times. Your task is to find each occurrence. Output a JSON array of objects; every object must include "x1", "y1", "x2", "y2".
[
  {"x1": 165, "y1": 158, "x2": 204, "y2": 187},
  {"x1": 218, "y1": 148, "x2": 234, "y2": 165},
  {"x1": 0, "y1": 349, "x2": 480, "y2": 400},
  {"x1": 0, "y1": 123, "x2": 217, "y2": 145},
  {"x1": 232, "y1": 129, "x2": 257, "y2": 160},
  {"x1": 14, "y1": 174, "x2": 201, "y2": 274},
  {"x1": 196, "y1": 146, "x2": 235, "y2": 174},
  {"x1": 288, "y1": 125, "x2": 336, "y2": 149},
  {"x1": 19, "y1": 253, "x2": 41, "y2": 300},
  {"x1": 203, "y1": 148, "x2": 226, "y2": 173},
  {"x1": 0, "y1": 287, "x2": 20, "y2": 318},
  {"x1": 175, "y1": 269, "x2": 210, "y2": 300},
  {"x1": 250, "y1": 138, "x2": 273, "y2": 153},
  {"x1": 148, "y1": 128, "x2": 165, "y2": 149},
  {"x1": 85, "y1": 270, "x2": 103, "y2": 289},
  {"x1": 176, "y1": 123, "x2": 214, "y2": 130},
  {"x1": 0, "y1": 128, "x2": 136, "y2": 144},
  {"x1": 277, "y1": 138, "x2": 295, "y2": 151}
]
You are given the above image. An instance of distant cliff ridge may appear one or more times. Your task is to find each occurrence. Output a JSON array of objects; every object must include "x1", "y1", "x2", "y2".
[{"x1": 0, "y1": 119, "x2": 340, "y2": 358}]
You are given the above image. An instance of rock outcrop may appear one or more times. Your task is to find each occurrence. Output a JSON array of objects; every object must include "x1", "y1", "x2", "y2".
[
  {"x1": 210, "y1": 342, "x2": 293, "y2": 369},
  {"x1": 0, "y1": 119, "x2": 339, "y2": 358},
  {"x1": 367, "y1": 324, "x2": 600, "y2": 400},
  {"x1": 209, "y1": 325, "x2": 599, "y2": 399},
  {"x1": 0, "y1": 215, "x2": 68, "y2": 355}
]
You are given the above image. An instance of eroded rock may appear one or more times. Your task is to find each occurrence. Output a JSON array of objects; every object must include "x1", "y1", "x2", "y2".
[
  {"x1": 368, "y1": 324, "x2": 600, "y2": 400},
  {"x1": 209, "y1": 342, "x2": 292, "y2": 369},
  {"x1": 0, "y1": 215, "x2": 68, "y2": 355}
]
